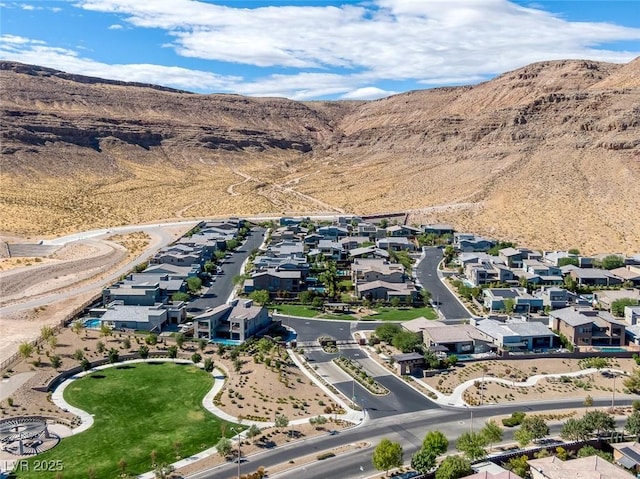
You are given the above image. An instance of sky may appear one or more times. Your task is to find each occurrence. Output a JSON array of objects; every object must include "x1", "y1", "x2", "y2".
[{"x1": 1, "y1": 0, "x2": 639, "y2": 100}]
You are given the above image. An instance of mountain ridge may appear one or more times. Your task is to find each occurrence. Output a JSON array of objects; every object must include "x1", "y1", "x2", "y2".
[{"x1": 1, "y1": 59, "x2": 639, "y2": 253}]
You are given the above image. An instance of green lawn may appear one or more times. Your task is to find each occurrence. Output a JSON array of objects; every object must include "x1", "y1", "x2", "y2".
[
  {"x1": 270, "y1": 304, "x2": 320, "y2": 317},
  {"x1": 271, "y1": 304, "x2": 437, "y2": 322},
  {"x1": 363, "y1": 307, "x2": 438, "y2": 321},
  {"x1": 18, "y1": 362, "x2": 239, "y2": 479}
]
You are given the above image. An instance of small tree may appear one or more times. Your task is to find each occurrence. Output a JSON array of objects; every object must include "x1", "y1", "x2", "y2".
[
  {"x1": 249, "y1": 289, "x2": 270, "y2": 306},
  {"x1": 172, "y1": 292, "x2": 190, "y2": 303},
  {"x1": 47, "y1": 335, "x2": 58, "y2": 352},
  {"x1": 246, "y1": 424, "x2": 261, "y2": 443},
  {"x1": 514, "y1": 428, "x2": 533, "y2": 447},
  {"x1": 50, "y1": 355, "x2": 62, "y2": 369},
  {"x1": 561, "y1": 418, "x2": 591, "y2": 441},
  {"x1": 584, "y1": 395, "x2": 593, "y2": 410},
  {"x1": 108, "y1": 348, "x2": 120, "y2": 364},
  {"x1": 411, "y1": 447, "x2": 436, "y2": 474},
  {"x1": 519, "y1": 415, "x2": 549, "y2": 440},
  {"x1": 186, "y1": 276, "x2": 203, "y2": 293},
  {"x1": 275, "y1": 414, "x2": 289, "y2": 431},
  {"x1": 167, "y1": 345, "x2": 178, "y2": 359},
  {"x1": 481, "y1": 420, "x2": 503, "y2": 451},
  {"x1": 138, "y1": 345, "x2": 150, "y2": 359},
  {"x1": 96, "y1": 340, "x2": 106, "y2": 354},
  {"x1": 372, "y1": 438, "x2": 403, "y2": 477},
  {"x1": 311, "y1": 415, "x2": 327, "y2": 430},
  {"x1": 216, "y1": 437, "x2": 233, "y2": 457},
  {"x1": 456, "y1": 431, "x2": 487, "y2": 461},
  {"x1": 146, "y1": 333, "x2": 158, "y2": 345},
  {"x1": 175, "y1": 333, "x2": 185, "y2": 349},
  {"x1": 391, "y1": 330, "x2": 421, "y2": 353},
  {"x1": 80, "y1": 358, "x2": 91, "y2": 371},
  {"x1": 504, "y1": 455, "x2": 529, "y2": 477},
  {"x1": 191, "y1": 352, "x2": 202, "y2": 364},
  {"x1": 390, "y1": 297, "x2": 401, "y2": 308},
  {"x1": 198, "y1": 338, "x2": 208, "y2": 352},
  {"x1": 71, "y1": 320, "x2": 83, "y2": 336},
  {"x1": 583, "y1": 410, "x2": 615, "y2": 435},
  {"x1": 626, "y1": 410, "x2": 640, "y2": 437},
  {"x1": 40, "y1": 325, "x2": 55, "y2": 341},
  {"x1": 100, "y1": 323, "x2": 112, "y2": 338},
  {"x1": 18, "y1": 342, "x2": 34, "y2": 359},
  {"x1": 435, "y1": 456, "x2": 472, "y2": 479},
  {"x1": 122, "y1": 338, "x2": 131, "y2": 349},
  {"x1": 422, "y1": 430, "x2": 449, "y2": 455},
  {"x1": 73, "y1": 349, "x2": 84, "y2": 361},
  {"x1": 203, "y1": 357, "x2": 214, "y2": 372},
  {"x1": 311, "y1": 297, "x2": 324, "y2": 309},
  {"x1": 600, "y1": 254, "x2": 625, "y2": 270}
]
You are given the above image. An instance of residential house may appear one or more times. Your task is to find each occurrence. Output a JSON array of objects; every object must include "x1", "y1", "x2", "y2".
[
  {"x1": 317, "y1": 239, "x2": 347, "y2": 261},
  {"x1": 193, "y1": 299, "x2": 271, "y2": 342},
  {"x1": 612, "y1": 441, "x2": 640, "y2": 473},
  {"x1": 473, "y1": 318, "x2": 556, "y2": 352},
  {"x1": 267, "y1": 240, "x2": 305, "y2": 258},
  {"x1": 539, "y1": 287, "x2": 570, "y2": 310},
  {"x1": 458, "y1": 252, "x2": 495, "y2": 267},
  {"x1": 549, "y1": 307, "x2": 626, "y2": 347},
  {"x1": 528, "y1": 455, "x2": 634, "y2": 479},
  {"x1": 422, "y1": 223, "x2": 455, "y2": 236},
  {"x1": 125, "y1": 273, "x2": 186, "y2": 297},
  {"x1": 244, "y1": 269, "x2": 303, "y2": 295},
  {"x1": 594, "y1": 289, "x2": 640, "y2": 312},
  {"x1": 570, "y1": 268, "x2": 623, "y2": 287},
  {"x1": 391, "y1": 352, "x2": 425, "y2": 375},
  {"x1": 152, "y1": 246, "x2": 203, "y2": 267},
  {"x1": 352, "y1": 258, "x2": 405, "y2": 283},
  {"x1": 465, "y1": 261, "x2": 515, "y2": 287},
  {"x1": 611, "y1": 265, "x2": 640, "y2": 286},
  {"x1": 339, "y1": 236, "x2": 371, "y2": 250},
  {"x1": 103, "y1": 283, "x2": 161, "y2": 306},
  {"x1": 521, "y1": 260, "x2": 562, "y2": 280},
  {"x1": 386, "y1": 224, "x2": 421, "y2": 237},
  {"x1": 482, "y1": 288, "x2": 543, "y2": 314},
  {"x1": 279, "y1": 216, "x2": 303, "y2": 226},
  {"x1": 357, "y1": 222, "x2": 386, "y2": 240},
  {"x1": 626, "y1": 306, "x2": 640, "y2": 325},
  {"x1": 303, "y1": 233, "x2": 324, "y2": 248},
  {"x1": 420, "y1": 322, "x2": 493, "y2": 354},
  {"x1": 348, "y1": 246, "x2": 390, "y2": 260},
  {"x1": 99, "y1": 304, "x2": 169, "y2": 332},
  {"x1": 454, "y1": 233, "x2": 496, "y2": 252},
  {"x1": 317, "y1": 225, "x2": 349, "y2": 240},
  {"x1": 356, "y1": 281, "x2": 417, "y2": 303},
  {"x1": 498, "y1": 247, "x2": 523, "y2": 268},
  {"x1": 253, "y1": 256, "x2": 310, "y2": 278},
  {"x1": 376, "y1": 237, "x2": 415, "y2": 251},
  {"x1": 143, "y1": 263, "x2": 201, "y2": 279}
]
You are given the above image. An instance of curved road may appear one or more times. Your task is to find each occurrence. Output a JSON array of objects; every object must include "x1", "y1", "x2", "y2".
[{"x1": 415, "y1": 247, "x2": 471, "y2": 320}]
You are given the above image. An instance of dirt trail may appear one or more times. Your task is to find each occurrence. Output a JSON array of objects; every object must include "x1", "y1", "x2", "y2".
[{"x1": 0, "y1": 240, "x2": 126, "y2": 305}]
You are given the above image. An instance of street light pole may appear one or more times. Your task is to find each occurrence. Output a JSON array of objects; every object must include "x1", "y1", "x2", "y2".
[{"x1": 612, "y1": 373, "x2": 616, "y2": 410}]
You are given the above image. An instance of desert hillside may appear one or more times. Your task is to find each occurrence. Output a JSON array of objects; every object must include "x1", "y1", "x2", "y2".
[{"x1": 1, "y1": 59, "x2": 639, "y2": 253}]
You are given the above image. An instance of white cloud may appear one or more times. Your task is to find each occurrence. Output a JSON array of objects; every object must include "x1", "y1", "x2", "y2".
[
  {"x1": 0, "y1": 36, "x2": 240, "y2": 91},
  {"x1": 75, "y1": 0, "x2": 640, "y2": 83},
  {"x1": 4, "y1": 0, "x2": 640, "y2": 100},
  {"x1": 108, "y1": 24, "x2": 123, "y2": 30},
  {"x1": 340, "y1": 87, "x2": 397, "y2": 100}
]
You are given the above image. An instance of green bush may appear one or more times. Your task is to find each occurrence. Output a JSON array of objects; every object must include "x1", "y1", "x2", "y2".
[{"x1": 317, "y1": 452, "x2": 335, "y2": 461}]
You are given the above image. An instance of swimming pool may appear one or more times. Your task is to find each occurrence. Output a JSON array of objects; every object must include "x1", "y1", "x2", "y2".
[
  {"x1": 83, "y1": 318, "x2": 102, "y2": 328},
  {"x1": 594, "y1": 347, "x2": 627, "y2": 353},
  {"x1": 210, "y1": 338, "x2": 242, "y2": 346}
]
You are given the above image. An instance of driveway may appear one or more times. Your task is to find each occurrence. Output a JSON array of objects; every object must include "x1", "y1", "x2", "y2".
[
  {"x1": 415, "y1": 247, "x2": 471, "y2": 320},
  {"x1": 186, "y1": 228, "x2": 266, "y2": 314}
]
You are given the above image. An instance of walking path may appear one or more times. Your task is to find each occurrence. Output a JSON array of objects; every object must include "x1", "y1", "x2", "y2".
[{"x1": 49, "y1": 357, "x2": 366, "y2": 479}]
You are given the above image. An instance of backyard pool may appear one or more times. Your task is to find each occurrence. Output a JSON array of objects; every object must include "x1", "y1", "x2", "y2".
[
  {"x1": 83, "y1": 318, "x2": 102, "y2": 329},
  {"x1": 594, "y1": 347, "x2": 627, "y2": 353}
]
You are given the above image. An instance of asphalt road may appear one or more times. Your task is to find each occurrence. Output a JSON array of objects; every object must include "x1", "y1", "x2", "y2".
[
  {"x1": 415, "y1": 247, "x2": 471, "y2": 320},
  {"x1": 188, "y1": 396, "x2": 635, "y2": 479},
  {"x1": 278, "y1": 316, "x2": 381, "y2": 343},
  {"x1": 187, "y1": 228, "x2": 266, "y2": 314}
]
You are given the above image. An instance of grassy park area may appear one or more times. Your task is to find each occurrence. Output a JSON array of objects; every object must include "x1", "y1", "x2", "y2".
[
  {"x1": 271, "y1": 304, "x2": 437, "y2": 321},
  {"x1": 18, "y1": 362, "x2": 239, "y2": 479}
]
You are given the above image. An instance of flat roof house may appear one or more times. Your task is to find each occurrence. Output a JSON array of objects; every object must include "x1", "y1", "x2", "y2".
[
  {"x1": 420, "y1": 323, "x2": 493, "y2": 355},
  {"x1": 376, "y1": 237, "x2": 416, "y2": 251},
  {"x1": 352, "y1": 258, "x2": 405, "y2": 283},
  {"x1": 474, "y1": 318, "x2": 556, "y2": 352},
  {"x1": 244, "y1": 269, "x2": 303, "y2": 295},
  {"x1": 194, "y1": 299, "x2": 271, "y2": 343},
  {"x1": 549, "y1": 307, "x2": 626, "y2": 348},
  {"x1": 356, "y1": 280, "x2": 417, "y2": 303},
  {"x1": 482, "y1": 288, "x2": 543, "y2": 314},
  {"x1": 569, "y1": 268, "x2": 622, "y2": 287},
  {"x1": 100, "y1": 304, "x2": 169, "y2": 332}
]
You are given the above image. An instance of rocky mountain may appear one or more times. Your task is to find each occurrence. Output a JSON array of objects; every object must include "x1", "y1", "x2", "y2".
[{"x1": 1, "y1": 59, "x2": 638, "y2": 253}]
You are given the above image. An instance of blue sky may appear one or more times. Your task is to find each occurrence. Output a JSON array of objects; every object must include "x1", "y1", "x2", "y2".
[{"x1": 1, "y1": 0, "x2": 639, "y2": 100}]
